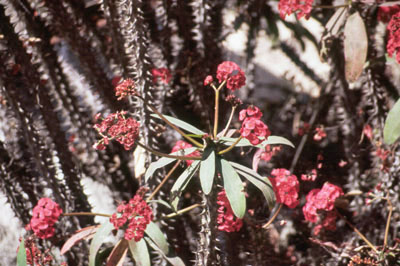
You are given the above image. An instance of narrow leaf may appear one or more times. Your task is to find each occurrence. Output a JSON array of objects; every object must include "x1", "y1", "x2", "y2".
[
  {"x1": 170, "y1": 161, "x2": 200, "y2": 210},
  {"x1": 325, "y1": 7, "x2": 348, "y2": 36},
  {"x1": 145, "y1": 147, "x2": 197, "y2": 182},
  {"x1": 61, "y1": 225, "x2": 100, "y2": 255},
  {"x1": 344, "y1": 12, "x2": 368, "y2": 83},
  {"x1": 17, "y1": 239, "x2": 27, "y2": 266},
  {"x1": 145, "y1": 222, "x2": 169, "y2": 255},
  {"x1": 128, "y1": 239, "x2": 150, "y2": 266},
  {"x1": 199, "y1": 147, "x2": 216, "y2": 194},
  {"x1": 151, "y1": 114, "x2": 205, "y2": 135},
  {"x1": 219, "y1": 159, "x2": 246, "y2": 218},
  {"x1": 219, "y1": 136, "x2": 294, "y2": 148},
  {"x1": 145, "y1": 237, "x2": 185, "y2": 266},
  {"x1": 384, "y1": 98, "x2": 400, "y2": 145},
  {"x1": 230, "y1": 161, "x2": 276, "y2": 209},
  {"x1": 106, "y1": 239, "x2": 128, "y2": 266},
  {"x1": 89, "y1": 221, "x2": 114, "y2": 266}
]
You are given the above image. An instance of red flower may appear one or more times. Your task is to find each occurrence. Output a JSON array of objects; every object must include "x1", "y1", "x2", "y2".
[
  {"x1": 110, "y1": 194, "x2": 153, "y2": 242},
  {"x1": 363, "y1": 124, "x2": 373, "y2": 140},
  {"x1": 269, "y1": 168, "x2": 300, "y2": 208},
  {"x1": 18, "y1": 236, "x2": 54, "y2": 266},
  {"x1": 152, "y1": 68, "x2": 172, "y2": 84},
  {"x1": 204, "y1": 75, "x2": 213, "y2": 86},
  {"x1": 93, "y1": 111, "x2": 140, "y2": 150},
  {"x1": 260, "y1": 145, "x2": 281, "y2": 162},
  {"x1": 278, "y1": 0, "x2": 314, "y2": 20},
  {"x1": 303, "y1": 189, "x2": 320, "y2": 223},
  {"x1": 216, "y1": 190, "x2": 243, "y2": 232},
  {"x1": 387, "y1": 11, "x2": 400, "y2": 64},
  {"x1": 171, "y1": 140, "x2": 201, "y2": 166},
  {"x1": 313, "y1": 183, "x2": 344, "y2": 211},
  {"x1": 239, "y1": 106, "x2": 271, "y2": 145},
  {"x1": 216, "y1": 61, "x2": 246, "y2": 91},
  {"x1": 29, "y1": 198, "x2": 63, "y2": 239},
  {"x1": 378, "y1": 5, "x2": 400, "y2": 23},
  {"x1": 115, "y1": 79, "x2": 137, "y2": 100},
  {"x1": 313, "y1": 126, "x2": 326, "y2": 141}
]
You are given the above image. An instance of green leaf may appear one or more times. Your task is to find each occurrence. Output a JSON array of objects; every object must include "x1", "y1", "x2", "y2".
[
  {"x1": 145, "y1": 237, "x2": 185, "y2": 266},
  {"x1": 145, "y1": 147, "x2": 197, "y2": 182},
  {"x1": 151, "y1": 114, "x2": 205, "y2": 135},
  {"x1": 344, "y1": 11, "x2": 368, "y2": 83},
  {"x1": 219, "y1": 159, "x2": 246, "y2": 218},
  {"x1": 384, "y1": 98, "x2": 400, "y2": 145},
  {"x1": 128, "y1": 239, "x2": 150, "y2": 266},
  {"x1": 17, "y1": 239, "x2": 27, "y2": 266},
  {"x1": 89, "y1": 221, "x2": 114, "y2": 266},
  {"x1": 145, "y1": 222, "x2": 169, "y2": 255},
  {"x1": 230, "y1": 161, "x2": 276, "y2": 209},
  {"x1": 147, "y1": 199, "x2": 173, "y2": 210},
  {"x1": 219, "y1": 136, "x2": 294, "y2": 148},
  {"x1": 170, "y1": 161, "x2": 200, "y2": 210},
  {"x1": 199, "y1": 147, "x2": 216, "y2": 195}
]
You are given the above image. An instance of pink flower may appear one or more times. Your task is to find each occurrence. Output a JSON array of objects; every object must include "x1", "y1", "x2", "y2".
[
  {"x1": 378, "y1": 5, "x2": 400, "y2": 23},
  {"x1": 239, "y1": 106, "x2": 271, "y2": 145},
  {"x1": 204, "y1": 75, "x2": 213, "y2": 86},
  {"x1": 216, "y1": 61, "x2": 246, "y2": 91},
  {"x1": 260, "y1": 145, "x2": 281, "y2": 162},
  {"x1": 19, "y1": 236, "x2": 54, "y2": 266},
  {"x1": 278, "y1": 0, "x2": 314, "y2": 20},
  {"x1": 29, "y1": 198, "x2": 63, "y2": 239},
  {"x1": 269, "y1": 168, "x2": 300, "y2": 208},
  {"x1": 115, "y1": 79, "x2": 137, "y2": 100},
  {"x1": 152, "y1": 68, "x2": 171, "y2": 84},
  {"x1": 363, "y1": 124, "x2": 373, "y2": 140},
  {"x1": 171, "y1": 140, "x2": 201, "y2": 166},
  {"x1": 313, "y1": 126, "x2": 326, "y2": 141},
  {"x1": 313, "y1": 183, "x2": 344, "y2": 211},
  {"x1": 387, "y1": 11, "x2": 400, "y2": 64},
  {"x1": 216, "y1": 190, "x2": 243, "y2": 232},
  {"x1": 110, "y1": 194, "x2": 153, "y2": 242}
]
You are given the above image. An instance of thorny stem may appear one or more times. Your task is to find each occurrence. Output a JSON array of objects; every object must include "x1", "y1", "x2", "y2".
[
  {"x1": 218, "y1": 136, "x2": 243, "y2": 155},
  {"x1": 62, "y1": 212, "x2": 111, "y2": 218},
  {"x1": 221, "y1": 106, "x2": 237, "y2": 137},
  {"x1": 136, "y1": 95, "x2": 203, "y2": 148},
  {"x1": 383, "y1": 197, "x2": 393, "y2": 251},
  {"x1": 335, "y1": 209, "x2": 378, "y2": 253},
  {"x1": 262, "y1": 204, "x2": 283, "y2": 229},
  {"x1": 147, "y1": 161, "x2": 181, "y2": 201},
  {"x1": 136, "y1": 142, "x2": 201, "y2": 161},
  {"x1": 159, "y1": 203, "x2": 201, "y2": 220}
]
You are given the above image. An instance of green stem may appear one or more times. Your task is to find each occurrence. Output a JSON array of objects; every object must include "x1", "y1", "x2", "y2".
[
  {"x1": 62, "y1": 212, "x2": 111, "y2": 218},
  {"x1": 147, "y1": 161, "x2": 181, "y2": 201},
  {"x1": 383, "y1": 197, "x2": 393, "y2": 251},
  {"x1": 136, "y1": 142, "x2": 201, "y2": 161},
  {"x1": 336, "y1": 209, "x2": 378, "y2": 253},
  {"x1": 262, "y1": 204, "x2": 283, "y2": 229},
  {"x1": 218, "y1": 136, "x2": 243, "y2": 155},
  {"x1": 221, "y1": 106, "x2": 236, "y2": 137},
  {"x1": 160, "y1": 203, "x2": 201, "y2": 220},
  {"x1": 213, "y1": 88, "x2": 220, "y2": 138},
  {"x1": 136, "y1": 95, "x2": 203, "y2": 148},
  {"x1": 313, "y1": 4, "x2": 350, "y2": 9}
]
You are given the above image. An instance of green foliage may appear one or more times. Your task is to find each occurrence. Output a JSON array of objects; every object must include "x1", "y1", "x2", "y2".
[
  {"x1": 89, "y1": 221, "x2": 114, "y2": 266},
  {"x1": 384, "y1": 98, "x2": 400, "y2": 145},
  {"x1": 151, "y1": 114, "x2": 206, "y2": 135},
  {"x1": 17, "y1": 239, "x2": 27, "y2": 266},
  {"x1": 199, "y1": 146, "x2": 216, "y2": 195},
  {"x1": 145, "y1": 222, "x2": 169, "y2": 255},
  {"x1": 219, "y1": 136, "x2": 294, "y2": 148},
  {"x1": 128, "y1": 239, "x2": 150, "y2": 266}
]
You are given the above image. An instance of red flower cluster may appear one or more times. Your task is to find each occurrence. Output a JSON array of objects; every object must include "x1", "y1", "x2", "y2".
[
  {"x1": 216, "y1": 190, "x2": 243, "y2": 232},
  {"x1": 239, "y1": 106, "x2": 271, "y2": 145},
  {"x1": 93, "y1": 111, "x2": 140, "y2": 150},
  {"x1": 28, "y1": 198, "x2": 63, "y2": 239},
  {"x1": 18, "y1": 236, "x2": 54, "y2": 266},
  {"x1": 204, "y1": 75, "x2": 213, "y2": 86},
  {"x1": 313, "y1": 126, "x2": 326, "y2": 141},
  {"x1": 303, "y1": 183, "x2": 343, "y2": 235},
  {"x1": 152, "y1": 68, "x2": 172, "y2": 84},
  {"x1": 216, "y1": 61, "x2": 246, "y2": 91},
  {"x1": 171, "y1": 140, "x2": 201, "y2": 166},
  {"x1": 269, "y1": 168, "x2": 299, "y2": 208},
  {"x1": 378, "y1": 5, "x2": 400, "y2": 23},
  {"x1": 260, "y1": 145, "x2": 281, "y2": 162},
  {"x1": 278, "y1": 0, "x2": 314, "y2": 20},
  {"x1": 110, "y1": 195, "x2": 153, "y2": 242},
  {"x1": 387, "y1": 11, "x2": 400, "y2": 64},
  {"x1": 115, "y1": 79, "x2": 137, "y2": 100}
]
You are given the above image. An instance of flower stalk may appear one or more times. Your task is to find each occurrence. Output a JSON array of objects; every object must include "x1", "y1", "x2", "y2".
[
  {"x1": 147, "y1": 161, "x2": 181, "y2": 201},
  {"x1": 62, "y1": 212, "x2": 111, "y2": 218},
  {"x1": 262, "y1": 203, "x2": 283, "y2": 229}
]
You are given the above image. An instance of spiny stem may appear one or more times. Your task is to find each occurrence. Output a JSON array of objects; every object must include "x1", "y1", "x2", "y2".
[
  {"x1": 136, "y1": 95, "x2": 203, "y2": 148},
  {"x1": 62, "y1": 212, "x2": 111, "y2": 218},
  {"x1": 136, "y1": 142, "x2": 201, "y2": 161},
  {"x1": 383, "y1": 197, "x2": 393, "y2": 250},
  {"x1": 147, "y1": 161, "x2": 181, "y2": 201},
  {"x1": 262, "y1": 204, "x2": 283, "y2": 229},
  {"x1": 336, "y1": 209, "x2": 378, "y2": 253},
  {"x1": 160, "y1": 203, "x2": 201, "y2": 220},
  {"x1": 218, "y1": 136, "x2": 243, "y2": 155},
  {"x1": 221, "y1": 106, "x2": 236, "y2": 137}
]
